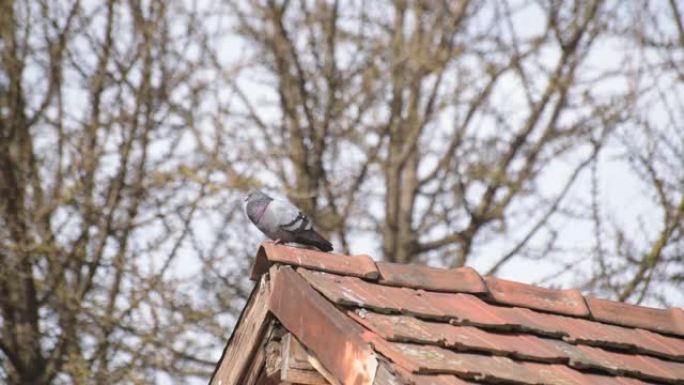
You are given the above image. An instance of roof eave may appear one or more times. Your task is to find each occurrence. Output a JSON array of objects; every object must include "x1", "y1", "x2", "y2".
[{"x1": 209, "y1": 273, "x2": 272, "y2": 385}]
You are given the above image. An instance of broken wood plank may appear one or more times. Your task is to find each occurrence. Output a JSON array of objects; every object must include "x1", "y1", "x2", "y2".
[
  {"x1": 265, "y1": 338, "x2": 282, "y2": 378},
  {"x1": 254, "y1": 367, "x2": 282, "y2": 385},
  {"x1": 307, "y1": 354, "x2": 341, "y2": 385},
  {"x1": 372, "y1": 361, "x2": 403, "y2": 385},
  {"x1": 245, "y1": 322, "x2": 284, "y2": 385},
  {"x1": 281, "y1": 333, "x2": 329, "y2": 385}
]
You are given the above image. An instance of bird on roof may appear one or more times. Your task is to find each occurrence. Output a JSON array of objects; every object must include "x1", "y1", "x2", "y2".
[{"x1": 243, "y1": 190, "x2": 333, "y2": 252}]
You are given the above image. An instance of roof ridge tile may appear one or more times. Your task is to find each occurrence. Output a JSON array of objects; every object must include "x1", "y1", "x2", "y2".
[
  {"x1": 250, "y1": 242, "x2": 683, "y2": 337},
  {"x1": 483, "y1": 276, "x2": 590, "y2": 317},
  {"x1": 376, "y1": 261, "x2": 488, "y2": 294},
  {"x1": 251, "y1": 242, "x2": 379, "y2": 280},
  {"x1": 587, "y1": 296, "x2": 684, "y2": 338}
]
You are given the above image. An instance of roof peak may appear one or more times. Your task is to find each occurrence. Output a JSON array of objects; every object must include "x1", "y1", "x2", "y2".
[{"x1": 251, "y1": 241, "x2": 684, "y2": 337}]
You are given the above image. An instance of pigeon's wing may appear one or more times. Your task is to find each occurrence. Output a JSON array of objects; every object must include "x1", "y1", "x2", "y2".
[
  {"x1": 258, "y1": 199, "x2": 311, "y2": 236},
  {"x1": 273, "y1": 199, "x2": 312, "y2": 232},
  {"x1": 261, "y1": 198, "x2": 333, "y2": 251}
]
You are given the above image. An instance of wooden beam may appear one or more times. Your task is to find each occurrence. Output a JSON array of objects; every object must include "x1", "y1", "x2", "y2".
[
  {"x1": 372, "y1": 361, "x2": 403, "y2": 385},
  {"x1": 307, "y1": 354, "x2": 341, "y2": 385},
  {"x1": 243, "y1": 344, "x2": 266, "y2": 385},
  {"x1": 254, "y1": 367, "x2": 282, "y2": 385},
  {"x1": 280, "y1": 334, "x2": 329, "y2": 385},
  {"x1": 210, "y1": 275, "x2": 272, "y2": 385},
  {"x1": 244, "y1": 322, "x2": 286, "y2": 385}
]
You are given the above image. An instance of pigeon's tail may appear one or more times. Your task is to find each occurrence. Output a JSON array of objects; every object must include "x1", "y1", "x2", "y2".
[{"x1": 295, "y1": 229, "x2": 333, "y2": 252}]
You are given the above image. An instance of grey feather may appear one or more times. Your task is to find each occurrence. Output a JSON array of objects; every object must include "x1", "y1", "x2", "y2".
[{"x1": 243, "y1": 190, "x2": 333, "y2": 252}]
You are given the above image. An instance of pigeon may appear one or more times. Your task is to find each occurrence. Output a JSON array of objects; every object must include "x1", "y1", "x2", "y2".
[{"x1": 243, "y1": 190, "x2": 333, "y2": 252}]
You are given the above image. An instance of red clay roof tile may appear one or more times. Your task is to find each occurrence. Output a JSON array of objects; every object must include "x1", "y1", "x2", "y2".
[
  {"x1": 349, "y1": 311, "x2": 436, "y2": 344},
  {"x1": 387, "y1": 343, "x2": 547, "y2": 384},
  {"x1": 534, "y1": 310, "x2": 684, "y2": 361},
  {"x1": 419, "y1": 291, "x2": 512, "y2": 327},
  {"x1": 543, "y1": 338, "x2": 622, "y2": 374},
  {"x1": 302, "y1": 268, "x2": 568, "y2": 339},
  {"x1": 303, "y1": 268, "x2": 572, "y2": 337},
  {"x1": 487, "y1": 306, "x2": 568, "y2": 338},
  {"x1": 574, "y1": 344, "x2": 684, "y2": 384},
  {"x1": 349, "y1": 310, "x2": 565, "y2": 363},
  {"x1": 360, "y1": 331, "x2": 421, "y2": 373},
  {"x1": 634, "y1": 328, "x2": 684, "y2": 361},
  {"x1": 540, "y1": 340, "x2": 684, "y2": 383},
  {"x1": 521, "y1": 362, "x2": 652, "y2": 385},
  {"x1": 290, "y1": 266, "x2": 684, "y2": 384},
  {"x1": 404, "y1": 373, "x2": 475, "y2": 385},
  {"x1": 251, "y1": 242, "x2": 379, "y2": 280},
  {"x1": 377, "y1": 262, "x2": 487, "y2": 294},
  {"x1": 434, "y1": 292, "x2": 568, "y2": 337},
  {"x1": 348, "y1": 308, "x2": 684, "y2": 384},
  {"x1": 390, "y1": 364, "x2": 477, "y2": 385},
  {"x1": 484, "y1": 276, "x2": 590, "y2": 317},
  {"x1": 573, "y1": 373, "x2": 652, "y2": 385},
  {"x1": 587, "y1": 296, "x2": 684, "y2": 337},
  {"x1": 299, "y1": 268, "x2": 450, "y2": 319}
]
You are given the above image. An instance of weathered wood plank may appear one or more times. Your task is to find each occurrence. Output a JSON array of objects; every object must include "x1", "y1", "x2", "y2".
[
  {"x1": 264, "y1": 338, "x2": 282, "y2": 378},
  {"x1": 243, "y1": 343, "x2": 266, "y2": 385},
  {"x1": 307, "y1": 354, "x2": 341, "y2": 385},
  {"x1": 244, "y1": 322, "x2": 283, "y2": 385},
  {"x1": 254, "y1": 367, "x2": 282, "y2": 385},
  {"x1": 210, "y1": 275, "x2": 271, "y2": 385},
  {"x1": 282, "y1": 333, "x2": 316, "y2": 371},
  {"x1": 281, "y1": 333, "x2": 329, "y2": 385},
  {"x1": 372, "y1": 362, "x2": 403, "y2": 385}
]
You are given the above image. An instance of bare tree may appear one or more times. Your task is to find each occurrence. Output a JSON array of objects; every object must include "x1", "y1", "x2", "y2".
[
  {"x1": 579, "y1": 0, "x2": 684, "y2": 305},
  {"x1": 222, "y1": 0, "x2": 683, "y2": 307},
  {"x1": 0, "y1": 1, "x2": 244, "y2": 383},
  {"x1": 223, "y1": 0, "x2": 626, "y2": 267}
]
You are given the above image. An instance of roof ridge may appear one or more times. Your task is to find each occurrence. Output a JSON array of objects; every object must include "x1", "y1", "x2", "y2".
[{"x1": 250, "y1": 242, "x2": 684, "y2": 337}]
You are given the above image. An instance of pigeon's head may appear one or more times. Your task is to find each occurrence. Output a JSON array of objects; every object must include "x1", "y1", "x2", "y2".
[{"x1": 244, "y1": 189, "x2": 271, "y2": 203}]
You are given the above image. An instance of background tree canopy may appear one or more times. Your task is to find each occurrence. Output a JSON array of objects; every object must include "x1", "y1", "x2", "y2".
[{"x1": 0, "y1": 0, "x2": 682, "y2": 383}]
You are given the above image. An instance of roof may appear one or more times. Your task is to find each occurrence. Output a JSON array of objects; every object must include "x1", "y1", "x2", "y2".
[{"x1": 211, "y1": 242, "x2": 684, "y2": 385}]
